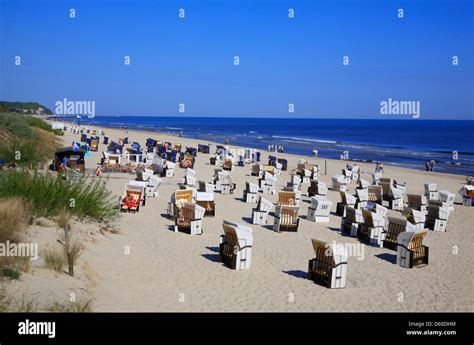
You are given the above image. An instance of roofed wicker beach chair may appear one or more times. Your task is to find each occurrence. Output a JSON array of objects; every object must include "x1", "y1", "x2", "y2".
[
  {"x1": 136, "y1": 168, "x2": 154, "y2": 182},
  {"x1": 273, "y1": 205, "x2": 299, "y2": 232},
  {"x1": 197, "y1": 144, "x2": 210, "y2": 154},
  {"x1": 365, "y1": 201, "x2": 388, "y2": 218},
  {"x1": 252, "y1": 197, "x2": 273, "y2": 225},
  {"x1": 243, "y1": 181, "x2": 259, "y2": 203},
  {"x1": 439, "y1": 190, "x2": 455, "y2": 211},
  {"x1": 198, "y1": 180, "x2": 215, "y2": 193},
  {"x1": 357, "y1": 178, "x2": 370, "y2": 190},
  {"x1": 332, "y1": 174, "x2": 350, "y2": 192},
  {"x1": 307, "y1": 195, "x2": 333, "y2": 222},
  {"x1": 167, "y1": 189, "x2": 194, "y2": 219},
  {"x1": 355, "y1": 187, "x2": 369, "y2": 209},
  {"x1": 402, "y1": 207, "x2": 426, "y2": 231},
  {"x1": 219, "y1": 172, "x2": 235, "y2": 195},
  {"x1": 260, "y1": 172, "x2": 277, "y2": 195},
  {"x1": 407, "y1": 194, "x2": 428, "y2": 215},
  {"x1": 308, "y1": 239, "x2": 348, "y2": 289},
  {"x1": 371, "y1": 172, "x2": 382, "y2": 185},
  {"x1": 219, "y1": 221, "x2": 253, "y2": 270},
  {"x1": 388, "y1": 184, "x2": 405, "y2": 211},
  {"x1": 163, "y1": 161, "x2": 175, "y2": 178},
  {"x1": 275, "y1": 191, "x2": 296, "y2": 216},
  {"x1": 250, "y1": 163, "x2": 263, "y2": 177},
  {"x1": 174, "y1": 202, "x2": 205, "y2": 235},
  {"x1": 368, "y1": 185, "x2": 383, "y2": 204},
  {"x1": 397, "y1": 229, "x2": 429, "y2": 268},
  {"x1": 180, "y1": 152, "x2": 195, "y2": 169},
  {"x1": 283, "y1": 186, "x2": 301, "y2": 206},
  {"x1": 119, "y1": 182, "x2": 146, "y2": 213},
  {"x1": 383, "y1": 217, "x2": 408, "y2": 251},
  {"x1": 196, "y1": 190, "x2": 215, "y2": 217},
  {"x1": 308, "y1": 180, "x2": 328, "y2": 197},
  {"x1": 183, "y1": 168, "x2": 197, "y2": 187},
  {"x1": 336, "y1": 191, "x2": 357, "y2": 217},
  {"x1": 358, "y1": 209, "x2": 385, "y2": 247},
  {"x1": 145, "y1": 175, "x2": 162, "y2": 198},
  {"x1": 426, "y1": 200, "x2": 450, "y2": 232},
  {"x1": 424, "y1": 182, "x2": 439, "y2": 201},
  {"x1": 223, "y1": 157, "x2": 234, "y2": 171},
  {"x1": 340, "y1": 206, "x2": 364, "y2": 237}
]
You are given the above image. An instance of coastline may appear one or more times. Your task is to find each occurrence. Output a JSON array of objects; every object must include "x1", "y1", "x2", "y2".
[{"x1": 5, "y1": 117, "x2": 471, "y2": 312}]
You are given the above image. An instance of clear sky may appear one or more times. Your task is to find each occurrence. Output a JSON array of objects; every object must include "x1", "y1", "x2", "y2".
[{"x1": 0, "y1": 0, "x2": 473, "y2": 119}]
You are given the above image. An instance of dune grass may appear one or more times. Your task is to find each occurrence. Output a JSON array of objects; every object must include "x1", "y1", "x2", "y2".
[
  {"x1": 0, "y1": 197, "x2": 31, "y2": 244},
  {"x1": 47, "y1": 297, "x2": 93, "y2": 312},
  {"x1": 0, "y1": 170, "x2": 117, "y2": 221},
  {"x1": 42, "y1": 248, "x2": 66, "y2": 272}
]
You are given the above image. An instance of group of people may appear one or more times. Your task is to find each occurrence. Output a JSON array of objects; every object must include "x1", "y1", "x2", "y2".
[{"x1": 425, "y1": 160, "x2": 437, "y2": 172}]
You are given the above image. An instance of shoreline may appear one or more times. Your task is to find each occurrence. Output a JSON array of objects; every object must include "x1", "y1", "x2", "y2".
[{"x1": 53, "y1": 117, "x2": 469, "y2": 180}]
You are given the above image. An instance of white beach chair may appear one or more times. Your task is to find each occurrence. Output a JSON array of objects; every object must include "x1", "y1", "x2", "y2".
[
  {"x1": 407, "y1": 194, "x2": 428, "y2": 215},
  {"x1": 382, "y1": 217, "x2": 408, "y2": 250},
  {"x1": 243, "y1": 182, "x2": 259, "y2": 204},
  {"x1": 402, "y1": 207, "x2": 426, "y2": 231},
  {"x1": 336, "y1": 191, "x2": 357, "y2": 217},
  {"x1": 357, "y1": 178, "x2": 370, "y2": 190},
  {"x1": 332, "y1": 174, "x2": 350, "y2": 192},
  {"x1": 307, "y1": 196, "x2": 333, "y2": 223},
  {"x1": 426, "y1": 200, "x2": 450, "y2": 232},
  {"x1": 424, "y1": 182, "x2": 439, "y2": 201},
  {"x1": 252, "y1": 197, "x2": 273, "y2": 225},
  {"x1": 341, "y1": 206, "x2": 364, "y2": 237},
  {"x1": 196, "y1": 191, "x2": 215, "y2": 217},
  {"x1": 308, "y1": 239, "x2": 348, "y2": 289},
  {"x1": 146, "y1": 175, "x2": 162, "y2": 198},
  {"x1": 439, "y1": 190, "x2": 455, "y2": 211},
  {"x1": 359, "y1": 209, "x2": 386, "y2": 247},
  {"x1": 273, "y1": 205, "x2": 299, "y2": 232},
  {"x1": 356, "y1": 188, "x2": 369, "y2": 209},
  {"x1": 371, "y1": 172, "x2": 382, "y2": 185},
  {"x1": 165, "y1": 161, "x2": 175, "y2": 178},
  {"x1": 174, "y1": 202, "x2": 205, "y2": 235},
  {"x1": 219, "y1": 221, "x2": 253, "y2": 270},
  {"x1": 261, "y1": 173, "x2": 277, "y2": 195},
  {"x1": 283, "y1": 186, "x2": 301, "y2": 206},
  {"x1": 308, "y1": 180, "x2": 328, "y2": 197},
  {"x1": 396, "y1": 229, "x2": 429, "y2": 268},
  {"x1": 389, "y1": 185, "x2": 405, "y2": 211}
]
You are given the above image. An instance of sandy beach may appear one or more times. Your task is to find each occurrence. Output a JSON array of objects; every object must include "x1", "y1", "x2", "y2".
[{"x1": 6, "y1": 123, "x2": 474, "y2": 312}]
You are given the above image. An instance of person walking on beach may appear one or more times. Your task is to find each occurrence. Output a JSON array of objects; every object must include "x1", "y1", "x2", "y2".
[
  {"x1": 312, "y1": 148, "x2": 318, "y2": 157},
  {"x1": 425, "y1": 161, "x2": 431, "y2": 171},
  {"x1": 430, "y1": 160, "x2": 436, "y2": 172}
]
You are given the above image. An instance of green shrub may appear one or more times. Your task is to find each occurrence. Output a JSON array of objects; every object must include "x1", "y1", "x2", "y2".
[
  {"x1": 1, "y1": 267, "x2": 21, "y2": 280},
  {"x1": 0, "y1": 170, "x2": 117, "y2": 221},
  {"x1": 0, "y1": 113, "x2": 32, "y2": 137},
  {"x1": 25, "y1": 116, "x2": 62, "y2": 135}
]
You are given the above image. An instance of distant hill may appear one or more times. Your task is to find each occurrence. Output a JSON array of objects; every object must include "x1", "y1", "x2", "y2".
[{"x1": 0, "y1": 101, "x2": 53, "y2": 116}]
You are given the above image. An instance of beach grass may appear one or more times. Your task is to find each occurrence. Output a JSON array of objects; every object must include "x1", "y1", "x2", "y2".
[
  {"x1": 0, "y1": 197, "x2": 31, "y2": 244},
  {"x1": 42, "y1": 248, "x2": 66, "y2": 272},
  {"x1": 47, "y1": 297, "x2": 93, "y2": 312},
  {"x1": 0, "y1": 171, "x2": 118, "y2": 221}
]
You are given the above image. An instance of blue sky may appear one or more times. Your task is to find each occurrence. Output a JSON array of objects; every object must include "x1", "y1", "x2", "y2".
[{"x1": 0, "y1": 0, "x2": 473, "y2": 119}]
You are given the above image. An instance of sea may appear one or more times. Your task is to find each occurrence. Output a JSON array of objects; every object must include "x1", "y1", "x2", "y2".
[{"x1": 62, "y1": 116, "x2": 474, "y2": 176}]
